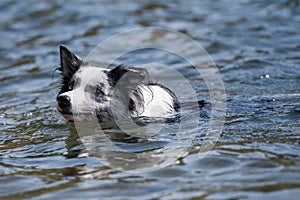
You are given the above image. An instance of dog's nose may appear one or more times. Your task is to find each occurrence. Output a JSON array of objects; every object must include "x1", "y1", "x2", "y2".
[{"x1": 57, "y1": 95, "x2": 71, "y2": 109}]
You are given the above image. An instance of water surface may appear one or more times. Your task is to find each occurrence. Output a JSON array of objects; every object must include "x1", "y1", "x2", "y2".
[{"x1": 0, "y1": 0, "x2": 300, "y2": 199}]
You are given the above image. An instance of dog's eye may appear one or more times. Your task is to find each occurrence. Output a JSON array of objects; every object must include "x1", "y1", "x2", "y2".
[{"x1": 68, "y1": 81, "x2": 74, "y2": 90}]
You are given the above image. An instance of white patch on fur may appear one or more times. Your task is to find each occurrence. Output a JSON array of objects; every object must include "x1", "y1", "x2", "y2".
[
  {"x1": 75, "y1": 66, "x2": 108, "y2": 88},
  {"x1": 138, "y1": 85, "x2": 175, "y2": 117}
]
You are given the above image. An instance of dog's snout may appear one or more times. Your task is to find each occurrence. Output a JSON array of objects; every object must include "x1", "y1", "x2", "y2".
[
  {"x1": 57, "y1": 95, "x2": 72, "y2": 114},
  {"x1": 56, "y1": 95, "x2": 73, "y2": 120}
]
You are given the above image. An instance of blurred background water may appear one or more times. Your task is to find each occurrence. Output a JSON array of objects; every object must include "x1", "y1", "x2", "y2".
[{"x1": 0, "y1": 0, "x2": 300, "y2": 199}]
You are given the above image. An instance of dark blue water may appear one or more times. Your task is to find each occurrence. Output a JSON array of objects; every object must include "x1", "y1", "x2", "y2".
[{"x1": 0, "y1": 0, "x2": 300, "y2": 199}]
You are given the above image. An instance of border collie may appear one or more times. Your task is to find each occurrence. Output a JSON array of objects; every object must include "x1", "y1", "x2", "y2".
[{"x1": 56, "y1": 45, "x2": 180, "y2": 123}]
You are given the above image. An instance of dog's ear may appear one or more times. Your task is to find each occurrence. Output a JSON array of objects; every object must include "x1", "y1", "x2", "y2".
[
  {"x1": 107, "y1": 65, "x2": 150, "y2": 87},
  {"x1": 59, "y1": 45, "x2": 82, "y2": 78}
]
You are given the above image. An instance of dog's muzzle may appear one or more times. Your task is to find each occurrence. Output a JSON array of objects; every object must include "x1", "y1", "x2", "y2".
[{"x1": 56, "y1": 95, "x2": 73, "y2": 121}]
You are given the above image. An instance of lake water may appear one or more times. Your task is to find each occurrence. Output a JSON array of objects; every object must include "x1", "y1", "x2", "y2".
[{"x1": 0, "y1": 0, "x2": 300, "y2": 199}]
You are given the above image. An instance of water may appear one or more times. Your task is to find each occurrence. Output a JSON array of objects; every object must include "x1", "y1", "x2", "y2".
[{"x1": 0, "y1": 0, "x2": 300, "y2": 199}]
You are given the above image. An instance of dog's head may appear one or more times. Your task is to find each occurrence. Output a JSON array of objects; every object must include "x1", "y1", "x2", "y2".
[{"x1": 56, "y1": 45, "x2": 149, "y2": 122}]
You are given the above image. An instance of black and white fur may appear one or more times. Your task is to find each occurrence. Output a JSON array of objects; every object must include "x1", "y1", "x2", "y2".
[{"x1": 56, "y1": 45, "x2": 180, "y2": 122}]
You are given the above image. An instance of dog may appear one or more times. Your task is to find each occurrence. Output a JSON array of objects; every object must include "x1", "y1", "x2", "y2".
[{"x1": 56, "y1": 45, "x2": 180, "y2": 123}]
